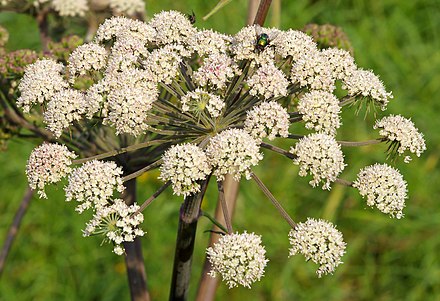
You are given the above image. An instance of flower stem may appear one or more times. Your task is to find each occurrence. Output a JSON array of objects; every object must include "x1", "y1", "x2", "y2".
[
  {"x1": 122, "y1": 179, "x2": 151, "y2": 301},
  {"x1": 335, "y1": 178, "x2": 354, "y2": 187},
  {"x1": 217, "y1": 181, "x2": 233, "y2": 234},
  {"x1": 261, "y1": 142, "x2": 296, "y2": 159},
  {"x1": 136, "y1": 181, "x2": 171, "y2": 214},
  {"x1": 253, "y1": 0, "x2": 273, "y2": 26},
  {"x1": 169, "y1": 178, "x2": 210, "y2": 301},
  {"x1": 251, "y1": 172, "x2": 297, "y2": 228},
  {"x1": 0, "y1": 187, "x2": 33, "y2": 276},
  {"x1": 122, "y1": 160, "x2": 163, "y2": 182},
  {"x1": 338, "y1": 138, "x2": 384, "y2": 147}
]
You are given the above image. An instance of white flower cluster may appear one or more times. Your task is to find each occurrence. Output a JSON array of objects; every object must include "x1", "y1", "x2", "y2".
[
  {"x1": 342, "y1": 69, "x2": 393, "y2": 110},
  {"x1": 321, "y1": 48, "x2": 357, "y2": 81},
  {"x1": 180, "y1": 89, "x2": 225, "y2": 118},
  {"x1": 247, "y1": 63, "x2": 289, "y2": 99},
  {"x1": 353, "y1": 163, "x2": 408, "y2": 219},
  {"x1": 290, "y1": 133, "x2": 345, "y2": 190},
  {"x1": 43, "y1": 89, "x2": 86, "y2": 138},
  {"x1": 94, "y1": 17, "x2": 153, "y2": 43},
  {"x1": 68, "y1": 43, "x2": 108, "y2": 81},
  {"x1": 297, "y1": 90, "x2": 341, "y2": 135},
  {"x1": 146, "y1": 45, "x2": 182, "y2": 84},
  {"x1": 18, "y1": 59, "x2": 68, "y2": 113},
  {"x1": 207, "y1": 232, "x2": 269, "y2": 288},
  {"x1": 26, "y1": 143, "x2": 76, "y2": 198},
  {"x1": 289, "y1": 218, "x2": 346, "y2": 277},
  {"x1": 108, "y1": 0, "x2": 145, "y2": 16},
  {"x1": 271, "y1": 29, "x2": 317, "y2": 61},
  {"x1": 51, "y1": 0, "x2": 88, "y2": 17},
  {"x1": 159, "y1": 144, "x2": 211, "y2": 197},
  {"x1": 374, "y1": 115, "x2": 426, "y2": 162},
  {"x1": 193, "y1": 53, "x2": 239, "y2": 90},
  {"x1": 148, "y1": 10, "x2": 196, "y2": 46},
  {"x1": 65, "y1": 160, "x2": 125, "y2": 213},
  {"x1": 188, "y1": 29, "x2": 231, "y2": 56},
  {"x1": 244, "y1": 101, "x2": 290, "y2": 140},
  {"x1": 83, "y1": 198, "x2": 145, "y2": 255},
  {"x1": 206, "y1": 129, "x2": 263, "y2": 181}
]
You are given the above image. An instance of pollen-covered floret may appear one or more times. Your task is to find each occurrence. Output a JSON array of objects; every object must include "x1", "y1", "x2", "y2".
[
  {"x1": 289, "y1": 218, "x2": 346, "y2": 277},
  {"x1": 159, "y1": 144, "x2": 211, "y2": 197},
  {"x1": 247, "y1": 62, "x2": 288, "y2": 99},
  {"x1": 68, "y1": 43, "x2": 108, "y2": 81},
  {"x1": 180, "y1": 89, "x2": 225, "y2": 118},
  {"x1": 353, "y1": 163, "x2": 407, "y2": 219},
  {"x1": 26, "y1": 143, "x2": 77, "y2": 198},
  {"x1": 206, "y1": 129, "x2": 263, "y2": 181},
  {"x1": 374, "y1": 115, "x2": 426, "y2": 162},
  {"x1": 297, "y1": 90, "x2": 341, "y2": 135},
  {"x1": 342, "y1": 68, "x2": 393, "y2": 110},
  {"x1": 290, "y1": 133, "x2": 345, "y2": 190},
  {"x1": 65, "y1": 160, "x2": 125, "y2": 213},
  {"x1": 83, "y1": 198, "x2": 145, "y2": 255},
  {"x1": 17, "y1": 59, "x2": 68, "y2": 113},
  {"x1": 148, "y1": 10, "x2": 196, "y2": 46},
  {"x1": 192, "y1": 53, "x2": 240, "y2": 90},
  {"x1": 207, "y1": 232, "x2": 269, "y2": 288},
  {"x1": 43, "y1": 89, "x2": 86, "y2": 138},
  {"x1": 244, "y1": 101, "x2": 290, "y2": 140}
]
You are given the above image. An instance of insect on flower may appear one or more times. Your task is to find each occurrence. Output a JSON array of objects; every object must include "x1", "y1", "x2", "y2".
[
  {"x1": 187, "y1": 10, "x2": 196, "y2": 24},
  {"x1": 255, "y1": 33, "x2": 269, "y2": 51}
]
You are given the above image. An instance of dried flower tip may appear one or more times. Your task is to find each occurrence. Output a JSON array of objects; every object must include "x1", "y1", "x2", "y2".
[
  {"x1": 65, "y1": 160, "x2": 125, "y2": 213},
  {"x1": 297, "y1": 90, "x2": 341, "y2": 135},
  {"x1": 353, "y1": 163, "x2": 407, "y2": 219},
  {"x1": 342, "y1": 69, "x2": 393, "y2": 110},
  {"x1": 244, "y1": 101, "x2": 290, "y2": 140},
  {"x1": 180, "y1": 89, "x2": 225, "y2": 118},
  {"x1": 289, "y1": 218, "x2": 346, "y2": 277},
  {"x1": 290, "y1": 133, "x2": 345, "y2": 190},
  {"x1": 374, "y1": 115, "x2": 426, "y2": 161},
  {"x1": 51, "y1": 0, "x2": 88, "y2": 17},
  {"x1": 26, "y1": 143, "x2": 76, "y2": 198},
  {"x1": 148, "y1": 10, "x2": 196, "y2": 46},
  {"x1": 247, "y1": 62, "x2": 289, "y2": 99},
  {"x1": 192, "y1": 53, "x2": 240, "y2": 90},
  {"x1": 83, "y1": 199, "x2": 145, "y2": 255},
  {"x1": 68, "y1": 43, "x2": 108, "y2": 81},
  {"x1": 17, "y1": 59, "x2": 68, "y2": 113},
  {"x1": 207, "y1": 129, "x2": 263, "y2": 181},
  {"x1": 159, "y1": 144, "x2": 211, "y2": 197},
  {"x1": 207, "y1": 232, "x2": 269, "y2": 288},
  {"x1": 43, "y1": 89, "x2": 86, "y2": 138}
]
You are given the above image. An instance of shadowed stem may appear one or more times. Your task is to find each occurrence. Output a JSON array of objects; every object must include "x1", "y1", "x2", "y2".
[
  {"x1": 122, "y1": 179, "x2": 151, "y2": 301},
  {"x1": 169, "y1": 178, "x2": 210, "y2": 301},
  {"x1": 0, "y1": 187, "x2": 33, "y2": 276},
  {"x1": 253, "y1": 0, "x2": 272, "y2": 26}
]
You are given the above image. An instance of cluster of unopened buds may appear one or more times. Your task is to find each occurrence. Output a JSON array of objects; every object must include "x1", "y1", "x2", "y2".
[{"x1": 20, "y1": 10, "x2": 425, "y2": 288}]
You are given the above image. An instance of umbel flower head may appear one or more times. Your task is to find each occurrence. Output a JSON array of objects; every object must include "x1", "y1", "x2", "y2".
[
  {"x1": 159, "y1": 143, "x2": 211, "y2": 197},
  {"x1": 289, "y1": 218, "x2": 346, "y2": 277},
  {"x1": 206, "y1": 129, "x2": 263, "y2": 181},
  {"x1": 206, "y1": 232, "x2": 269, "y2": 288},
  {"x1": 244, "y1": 101, "x2": 290, "y2": 141},
  {"x1": 290, "y1": 133, "x2": 346, "y2": 190},
  {"x1": 26, "y1": 143, "x2": 77, "y2": 198},
  {"x1": 374, "y1": 114, "x2": 426, "y2": 163},
  {"x1": 65, "y1": 160, "x2": 125, "y2": 213},
  {"x1": 83, "y1": 199, "x2": 145, "y2": 256},
  {"x1": 353, "y1": 163, "x2": 408, "y2": 219}
]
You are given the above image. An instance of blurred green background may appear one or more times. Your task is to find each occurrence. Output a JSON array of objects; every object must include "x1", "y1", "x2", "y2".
[{"x1": 1, "y1": 0, "x2": 439, "y2": 300}]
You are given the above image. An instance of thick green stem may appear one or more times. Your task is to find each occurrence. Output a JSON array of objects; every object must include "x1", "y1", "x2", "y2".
[
  {"x1": 169, "y1": 179, "x2": 210, "y2": 301},
  {"x1": 122, "y1": 179, "x2": 151, "y2": 301}
]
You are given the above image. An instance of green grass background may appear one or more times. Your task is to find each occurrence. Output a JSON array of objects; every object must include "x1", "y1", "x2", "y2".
[{"x1": 1, "y1": 0, "x2": 439, "y2": 300}]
